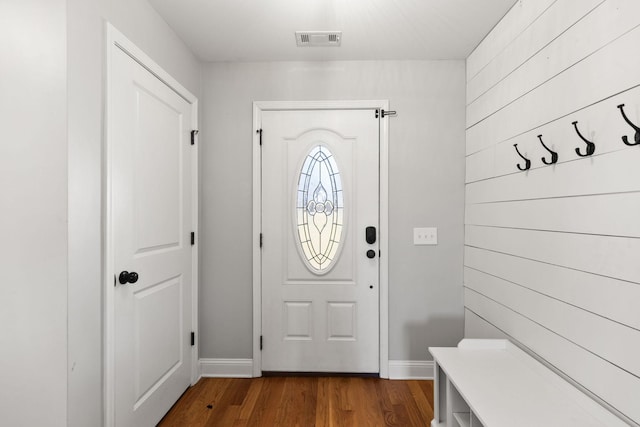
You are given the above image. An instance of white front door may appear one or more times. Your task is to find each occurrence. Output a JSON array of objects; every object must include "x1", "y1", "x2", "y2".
[
  {"x1": 261, "y1": 109, "x2": 379, "y2": 373},
  {"x1": 110, "y1": 45, "x2": 193, "y2": 426}
]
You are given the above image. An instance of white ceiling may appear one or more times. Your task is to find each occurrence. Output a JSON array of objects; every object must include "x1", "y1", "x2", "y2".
[{"x1": 148, "y1": 0, "x2": 518, "y2": 62}]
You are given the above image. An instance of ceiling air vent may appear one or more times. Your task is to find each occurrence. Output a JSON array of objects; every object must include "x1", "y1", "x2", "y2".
[{"x1": 295, "y1": 31, "x2": 342, "y2": 47}]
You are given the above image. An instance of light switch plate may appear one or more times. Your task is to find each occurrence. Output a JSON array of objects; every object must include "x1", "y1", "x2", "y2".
[{"x1": 414, "y1": 227, "x2": 437, "y2": 245}]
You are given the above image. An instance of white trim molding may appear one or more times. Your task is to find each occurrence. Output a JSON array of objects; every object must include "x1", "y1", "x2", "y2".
[
  {"x1": 200, "y1": 359, "x2": 431, "y2": 380},
  {"x1": 252, "y1": 100, "x2": 390, "y2": 378},
  {"x1": 200, "y1": 359, "x2": 254, "y2": 378},
  {"x1": 388, "y1": 360, "x2": 434, "y2": 380}
]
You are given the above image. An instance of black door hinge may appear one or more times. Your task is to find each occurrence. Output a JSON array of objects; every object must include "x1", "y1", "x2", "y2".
[
  {"x1": 257, "y1": 128, "x2": 262, "y2": 145},
  {"x1": 259, "y1": 233, "x2": 263, "y2": 248},
  {"x1": 375, "y1": 109, "x2": 397, "y2": 118},
  {"x1": 191, "y1": 332, "x2": 195, "y2": 346},
  {"x1": 260, "y1": 335, "x2": 263, "y2": 350},
  {"x1": 191, "y1": 130, "x2": 199, "y2": 145},
  {"x1": 191, "y1": 232, "x2": 195, "y2": 246}
]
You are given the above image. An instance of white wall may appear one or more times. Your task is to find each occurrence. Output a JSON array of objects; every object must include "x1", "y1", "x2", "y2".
[
  {"x1": 67, "y1": 0, "x2": 201, "y2": 425},
  {"x1": 0, "y1": 1, "x2": 68, "y2": 425},
  {"x1": 464, "y1": 0, "x2": 640, "y2": 425},
  {"x1": 200, "y1": 60, "x2": 466, "y2": 362}
]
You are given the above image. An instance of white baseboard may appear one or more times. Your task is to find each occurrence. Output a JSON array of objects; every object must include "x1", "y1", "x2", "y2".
[
  {"x1": 199, "y1": 358, "x2": 254, "y2": 378},
  {"x1": 388, "y1": 360, "x2": 434, "y2": 380},
  {"x1": 199, "y1": 358, "x2": 432, "y2": 380}
]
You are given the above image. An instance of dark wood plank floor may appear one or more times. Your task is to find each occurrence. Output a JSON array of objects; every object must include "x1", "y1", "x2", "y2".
[{"x1": 158, "y1": 377, "x2": 434, "y2": 426}]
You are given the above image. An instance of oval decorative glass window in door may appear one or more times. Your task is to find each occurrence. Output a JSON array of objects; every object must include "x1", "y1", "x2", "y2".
[{"x1": 296, "y1": 145, "x2": 344, "y2": 273}]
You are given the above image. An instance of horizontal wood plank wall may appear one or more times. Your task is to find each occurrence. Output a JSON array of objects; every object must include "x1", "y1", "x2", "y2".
[{"x1": 464, "y1": 1, "x2": 640, "y2": 425}]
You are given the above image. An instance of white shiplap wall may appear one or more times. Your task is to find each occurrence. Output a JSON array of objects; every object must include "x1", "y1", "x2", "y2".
[{"x1": 464, "y1": 0, "x2": 640, "y2": 425}]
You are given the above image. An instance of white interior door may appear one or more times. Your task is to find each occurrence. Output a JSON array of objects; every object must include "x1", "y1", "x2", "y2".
[
  {"x1": 110, "y1": 46, "x2": 193, "y2": 426},
  {"x1": 261, "y1": 109, "x2": 379, "y2": 373}
]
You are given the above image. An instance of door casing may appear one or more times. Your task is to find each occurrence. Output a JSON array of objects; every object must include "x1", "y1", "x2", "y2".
[
  {"x1": 252, "y1": 100, "x2": 390, "y2": 378},
  {"x1": 104, "y1": 23, "x2": 199, "y2": 427}
]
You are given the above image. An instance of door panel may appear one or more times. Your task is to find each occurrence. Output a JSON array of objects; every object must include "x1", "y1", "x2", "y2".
[
  {"x1": 133, "y1": 277, "x2": 182, "y2": 402},
  {"x1": 262, "y1": 109, "x2": 379, "y2": 373},
  {"x1": 111, "y1": 46, "x2": 192, "y2": 426},
  {"x1": 283, "y1": 301, "x2": 313, "y2": 340},
  {"x1": 133, "y1": 87, "x2": 182, "y2": 252},
  {"x1": 327, "y1": 302, "x2": 357, "y2": 340}
]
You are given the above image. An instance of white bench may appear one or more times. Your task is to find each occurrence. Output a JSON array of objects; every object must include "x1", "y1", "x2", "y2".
[{"x1": 429, "y1": 339, "x2": 627, "y2": 427}]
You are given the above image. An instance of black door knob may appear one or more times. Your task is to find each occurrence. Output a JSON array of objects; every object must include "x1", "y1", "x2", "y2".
[
  {"x1": 119, "y1": 271, "x2": 139, "y2": 285},
  {"x1": 366, "y1": 250, "x2": 376, "y2": 259}
]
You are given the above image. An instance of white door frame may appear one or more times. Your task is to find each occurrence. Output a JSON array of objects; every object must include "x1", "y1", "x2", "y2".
[
  {"x1": 252, "y1": 100, "x2": 390, "y2": 378},
  {"x1": 104, "y1": 23, "x2": 199, "y2": 427}
]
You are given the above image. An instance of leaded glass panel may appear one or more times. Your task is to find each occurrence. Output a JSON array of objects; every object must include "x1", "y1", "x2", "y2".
[{"x1": 296, "y1": 145, "x2": 344, "y2": 273}]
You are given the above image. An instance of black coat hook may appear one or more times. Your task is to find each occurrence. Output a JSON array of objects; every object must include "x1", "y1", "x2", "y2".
[
  {"x1": 572, "y1": 121, "x2": 595, "y2": 156},
  {"x1": 617, "y1": 104, "x2": 640, "y2": 146},
  {"x1": 537, "y1": 135, "x2": 558, "y2": 165},
  {"x1": 513, "y1": 144, "x2": 531, "y2": 171}
]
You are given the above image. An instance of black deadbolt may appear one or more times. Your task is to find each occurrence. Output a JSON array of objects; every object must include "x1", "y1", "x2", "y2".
[
  {"x1": 365, "y1": 226, "x2": 377, "y2": 244},
  {"x1": 119, "y1": 271, "x2": 139, "y2": 285},
  {"x1": 366, "y1": 250, "x2": 376, "y2": 259}
]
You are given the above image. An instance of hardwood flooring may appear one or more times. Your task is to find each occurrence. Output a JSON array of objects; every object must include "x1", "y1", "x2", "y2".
[{"x1": 158, "y1": 377, "x2": 434, "y2": 426}]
